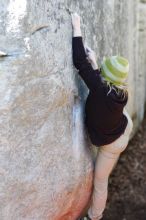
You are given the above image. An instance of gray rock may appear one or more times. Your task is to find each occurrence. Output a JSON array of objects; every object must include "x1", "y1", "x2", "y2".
[{"x1": 0, "y1": 0, "x2": 146, "y2": 220}]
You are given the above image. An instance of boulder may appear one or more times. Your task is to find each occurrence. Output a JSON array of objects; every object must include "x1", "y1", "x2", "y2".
[{"x1": 0, "y1": 0, "x2": 146, "y2": 219}]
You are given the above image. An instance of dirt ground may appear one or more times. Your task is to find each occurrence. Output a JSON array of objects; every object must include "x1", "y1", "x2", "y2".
[{"x1": 103, "y1": 112, "x2": 146, "y2": 220}]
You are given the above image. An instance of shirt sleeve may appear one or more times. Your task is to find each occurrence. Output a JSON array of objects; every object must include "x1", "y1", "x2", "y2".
[{"x1": 72, "y1": 36, "x2": 102, "y2": 91}]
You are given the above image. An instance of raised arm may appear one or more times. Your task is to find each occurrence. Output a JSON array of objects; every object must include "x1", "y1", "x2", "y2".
[{"x1": 71, "y1": 13, "x2": 101, "y2": 91}]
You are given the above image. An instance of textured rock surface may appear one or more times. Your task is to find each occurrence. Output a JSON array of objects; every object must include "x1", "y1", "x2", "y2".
[
  {"x1": 139, "y1": 0, "x2": 146, "y2": 116},
  {"x1": 0, "y1": 0, "x2": 146, "y2": 220}
]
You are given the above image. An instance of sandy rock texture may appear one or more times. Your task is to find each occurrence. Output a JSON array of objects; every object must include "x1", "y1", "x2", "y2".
[{"x1": 0, "y1": 0, "x2": 146, "y2": 220}]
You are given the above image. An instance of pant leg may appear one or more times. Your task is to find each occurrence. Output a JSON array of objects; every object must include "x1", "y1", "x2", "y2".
[{"x1": 87, "y1": 148, "x2": 121, "y2": 220}]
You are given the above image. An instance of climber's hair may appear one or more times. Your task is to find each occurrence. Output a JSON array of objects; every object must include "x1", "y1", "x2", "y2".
[{"x1": 101, "y1": 76, "x2": 129, "y2": 100}]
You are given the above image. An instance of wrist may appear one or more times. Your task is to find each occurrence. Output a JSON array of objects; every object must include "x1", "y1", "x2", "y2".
[
  {"x1": 73, "y1": 28, "x2": 82, "y2": 37},
  {"x1": 92, "y1": 62, "x2": 98, "y2": 70}
]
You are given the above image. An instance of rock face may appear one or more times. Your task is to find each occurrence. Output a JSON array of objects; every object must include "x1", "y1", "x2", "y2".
[
  {"x1": 0, "y1": 0, "x2": 146, "y2": 220},
  {"x1": 139, "y1": 0, "x2": 146, "y2": 120}
]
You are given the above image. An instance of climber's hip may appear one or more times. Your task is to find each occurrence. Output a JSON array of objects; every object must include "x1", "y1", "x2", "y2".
[{"x1": 99, "y1": 109, "x2": 133, "y2": 155}]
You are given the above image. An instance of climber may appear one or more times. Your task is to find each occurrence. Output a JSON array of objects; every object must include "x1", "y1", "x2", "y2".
[{"x1": 71, "y1": 12, "x2": 133, "y2": 220}]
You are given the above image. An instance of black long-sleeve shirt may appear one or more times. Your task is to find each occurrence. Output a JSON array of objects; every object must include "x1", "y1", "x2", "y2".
[{"x1": 72, "y1": 36, "x2": 128, "y2": 147}]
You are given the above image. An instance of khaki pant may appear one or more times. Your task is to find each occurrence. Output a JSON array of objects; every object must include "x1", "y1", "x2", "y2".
[{"x1": 87, "y1": 109, "x2": 133, "y2": 220}]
